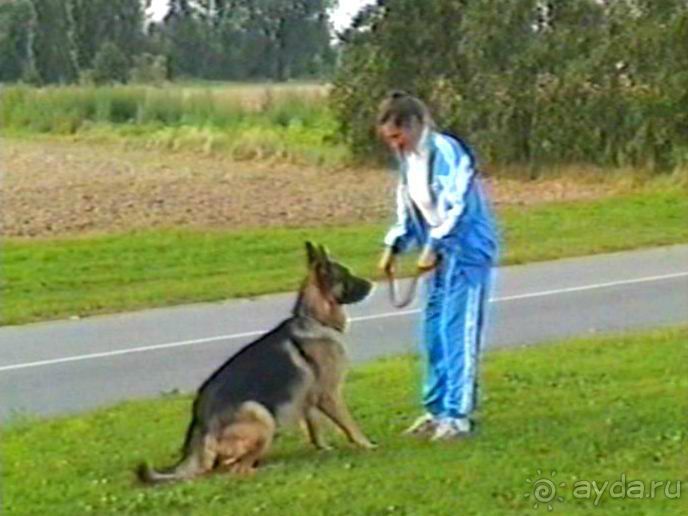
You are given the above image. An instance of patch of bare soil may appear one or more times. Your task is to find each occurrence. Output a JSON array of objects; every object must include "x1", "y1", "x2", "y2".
[{"x1": 1, "y1": 139, "x2": 622, "y2": 238}]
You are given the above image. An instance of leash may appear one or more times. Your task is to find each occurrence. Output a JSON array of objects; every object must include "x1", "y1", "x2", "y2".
[
  {"x1": 385, "y1": 268, "x2": 421, "y2": 308},
  {"x1": 385, "y1": 261, "x2": 437, "y2": 308}
]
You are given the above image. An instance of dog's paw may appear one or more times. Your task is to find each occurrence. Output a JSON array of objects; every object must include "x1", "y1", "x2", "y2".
[
  {"x1": 356, "y1": 440, "x2": 378, "y2": 450},
  {"x1": 230, "y1": 463, "x2": 257, "y2": 477}
]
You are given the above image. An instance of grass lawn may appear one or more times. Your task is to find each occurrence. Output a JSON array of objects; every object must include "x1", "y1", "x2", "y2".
[
  {"x1": 2, "y1": 327, "x2": 686, "y2": 515},
  {"x1": 3, "y1": 189, "x2": 687, "y2": 325}
]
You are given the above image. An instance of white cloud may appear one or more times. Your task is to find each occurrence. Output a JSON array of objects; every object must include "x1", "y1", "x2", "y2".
[
  {"x1": 331, "y1": 0, "x2": 376, "y2": 33},
  {"x1": 147, "y1": 0, "x2": 169, "y2": 22}
]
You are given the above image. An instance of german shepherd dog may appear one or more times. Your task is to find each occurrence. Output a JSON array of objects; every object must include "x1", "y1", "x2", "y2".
[{"x1": 138, "y1": 242, "x2": 375, "y2": 483}]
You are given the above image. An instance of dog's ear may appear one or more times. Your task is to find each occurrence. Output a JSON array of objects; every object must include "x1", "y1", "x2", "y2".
[
  {"x1": 305, "y1": 241, "x2": 320, "y2": 267},
  {"x1": 318, "y1": 244, "x2": 330, "y2": 263}
]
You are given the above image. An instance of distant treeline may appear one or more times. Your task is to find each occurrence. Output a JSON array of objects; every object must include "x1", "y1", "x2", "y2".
[
  {"x1": 0, "y1": 0, "x2": 336, "y2": 85},
  {"x1": 331, "y1": 0, "x2": 688, "y2": 171}
]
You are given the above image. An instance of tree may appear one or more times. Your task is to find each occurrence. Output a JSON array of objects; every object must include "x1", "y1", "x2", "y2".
[
  {"x1": 28, "y1": 0, "x2": 78, "y2": 84},
  {"x1": 241, "y1": 0, "x2": 335, "y2": 81},
  {"x1": 0, "y1": 0, "x2": 147, "y2": 84},
  {"x1": 153, "y1": 0, "x2": 221, "y2": 78},
  {"x1": 154, "y1": 0, "x2": 336, "y2": 81},
  {"x1": 67, "y1": 0, "x2": 145, "y2": 71},
  {"x1": 0, "y1": 0, "x2": 32, "y2": 82}
]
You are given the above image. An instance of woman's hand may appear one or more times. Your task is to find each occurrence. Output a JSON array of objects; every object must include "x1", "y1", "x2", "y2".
[
  {"x1": 417, "y1": 245, "x2": 437, "y2": 272},
  {"x1": 378, "y1": 247, "x2": 396, "y2": 275}
]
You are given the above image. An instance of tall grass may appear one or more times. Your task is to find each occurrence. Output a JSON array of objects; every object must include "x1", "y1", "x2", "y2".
[{"x1": 0, "y1": 84, "x2": 348, "y2": 165}]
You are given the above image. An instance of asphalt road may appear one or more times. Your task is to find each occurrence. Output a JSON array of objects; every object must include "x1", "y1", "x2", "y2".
[{"x1": 1, "y1": 245, "x2": 686, "y2": 423}]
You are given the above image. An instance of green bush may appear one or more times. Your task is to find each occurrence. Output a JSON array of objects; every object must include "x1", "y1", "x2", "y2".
[
  {"x1": 129, "y1": 54, "x2": 168, "y2": 85},
  {"x1": 92, "y1": 42, "x2": 130, "y2": 85}
]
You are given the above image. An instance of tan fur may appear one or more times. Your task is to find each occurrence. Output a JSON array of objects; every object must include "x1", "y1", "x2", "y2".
[
  {"x1": 214, "y1": 402, "x2": 276, "y2": 476},
  {"x1": 298, "y1": 337, "x2": 375, "y2": 449},
  {"x1": 298, "y1": 270, "x2": 348, "y2": 332}
]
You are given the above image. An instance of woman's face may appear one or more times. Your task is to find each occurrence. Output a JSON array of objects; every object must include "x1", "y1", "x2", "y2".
[{"x1": 378, "y1": 120, "x2": 422, "y2": 154}]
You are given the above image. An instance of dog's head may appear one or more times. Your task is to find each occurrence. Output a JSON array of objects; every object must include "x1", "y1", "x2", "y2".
[{"x1": 305, "y1": 241, "x2": 373, "y2": 305}]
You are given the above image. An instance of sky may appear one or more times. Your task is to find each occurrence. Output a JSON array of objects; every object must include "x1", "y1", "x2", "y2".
[{"x1": 147, "y1": 0, "x2": 376, "y2": 33}]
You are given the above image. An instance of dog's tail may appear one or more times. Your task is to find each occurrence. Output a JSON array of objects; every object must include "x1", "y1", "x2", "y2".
[{"x1": 137, "y1": 423, "x2": 208, "y2": 485}]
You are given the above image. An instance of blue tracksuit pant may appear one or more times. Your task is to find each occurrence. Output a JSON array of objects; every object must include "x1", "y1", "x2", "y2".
[{"x1": 421, "y1": 255, "x2": 493, "y2": 419}]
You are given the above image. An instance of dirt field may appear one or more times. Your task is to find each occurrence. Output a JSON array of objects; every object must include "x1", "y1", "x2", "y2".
[{"x1": 2, "y1": 138, "x2": 623, "y2": 238}]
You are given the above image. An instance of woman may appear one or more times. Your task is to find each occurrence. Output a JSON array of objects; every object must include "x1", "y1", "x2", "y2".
[{"x1": 377, "y1": 91, "x2": 499, "y2": 441}]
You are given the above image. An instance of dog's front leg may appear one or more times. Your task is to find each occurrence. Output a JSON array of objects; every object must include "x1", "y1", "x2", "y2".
[
  {"x1": 317, "y1": 394, "x2": 377, "y2": 449},
  {"x1": 303, "y1": 407, "x2": 332, "y2": 451}
]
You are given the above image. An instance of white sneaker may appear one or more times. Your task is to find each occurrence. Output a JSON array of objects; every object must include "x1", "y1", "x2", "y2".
[
  {"x1": 430, "y1": 417, "x2": 473, "y2": 441},
  {"x1": 403, "y1": 413, "x2": 438, "y2": 436}
]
